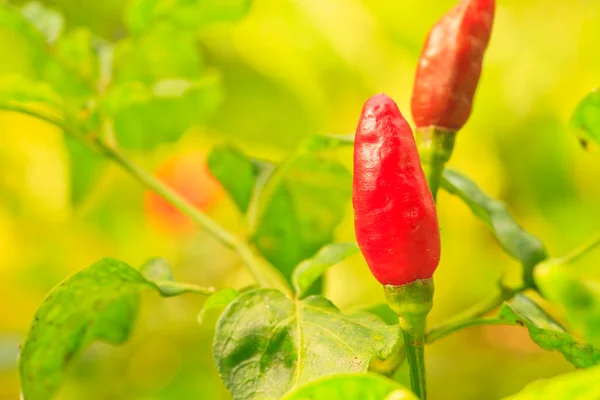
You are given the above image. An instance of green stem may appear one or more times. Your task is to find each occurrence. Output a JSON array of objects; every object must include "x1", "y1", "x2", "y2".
[
  {"x1": 416, "y1": 127, "x2": 456, "y2": 201},
  {"x1": 0, "y1": 103, "x2": 291, "y2": 296},
  {"x1": 399, "y1": 315, "x2": 427, "y2": 399},
  {"x1": 558, "y1": 232, "x2": 600, "y2": 264},
  {"x1": 385, "y1": 279, "x2": 434, "y2": 399},
  {"x1": 153, "y1": 280, "x2": 217, "y2": 296},
  {"x1": 425, "y1": 317, "x2": 509, "y2": 344},
  {"x1": 425, "y1": 286, "x2": 519, "y2": 344}
]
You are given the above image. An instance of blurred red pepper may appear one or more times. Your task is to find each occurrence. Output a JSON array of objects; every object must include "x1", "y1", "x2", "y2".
[
  {"x1": 353, "y1": 94, "x2": 441, "y2": 286},
  {"x1": 411, "y1": 0, "x2": 495, "y2": 132}
]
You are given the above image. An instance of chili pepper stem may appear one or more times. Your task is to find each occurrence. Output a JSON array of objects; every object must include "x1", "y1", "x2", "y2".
[
  {"x1": 384, "y1": 279, "x2": 434, "y2": 400},
  {"x1": 399, "y1": 314, "x2": 427, "y2": 399},
  {"x1": 416, "y1": 127, "x2": 456, "y2": 201}
]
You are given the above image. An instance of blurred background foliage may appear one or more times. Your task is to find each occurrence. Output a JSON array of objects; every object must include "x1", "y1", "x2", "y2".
[{"x1": 1, "y1": 0, "x2": 600, "y2": 399}]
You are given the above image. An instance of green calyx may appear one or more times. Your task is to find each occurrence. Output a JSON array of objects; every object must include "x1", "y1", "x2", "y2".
[{"x1": 384, "y1": 278, "x2": 435, "y2": 318}]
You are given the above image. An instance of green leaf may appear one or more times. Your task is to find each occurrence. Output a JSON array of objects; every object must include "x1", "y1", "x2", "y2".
[
  {"x1": 0, "y1": 74, "x2": 62, "y2": 108},
  {"x1": 292, "y1": 243, "x2": 359, "y2": 298},
  {"x1": 19, "y1": 257, "x2": 214, "y2": 400},
  {"x1": 281, "y1": 373, "x2": 416, "y2": 400},
  {"x1": 207, "y1": 144, "x2": 262, "y2": 213},
  {"x1": 252, "y1": 151, "x2": 352, "y2": 284},
  {"x1": 103, "y1": 77, "x2": 222, "y2": 149},
  {"x1": 213, "y1": 289, "x2": 399, "y2": 400},
  {"x1": 19, "y1": 258, "x2": 148, "y2": 400},
  {"x1": 20, "y1": 1, "x2": 63, "y2": 45},
  {"x1": 535, "y1": 261, "x2": 600, "y2": 349},
  {"x1": 125, "y1": 0, "x2": 252, "y2": 34},
  {"x1": 64, "y1": 136, "x2": 106, "y2": 206},
  {"x1": 197, "y1": 288, "x2": 240, "y2": 324},
  {"x1": 113, "y1": 24, "x2": 202, "y2": 85},
  {"x1": 360, "y1": 304, "x2": 399, "y2": 326},
  {"x1": 570, "y1": 89, "x2": 600, "y2": 151},
  {"x1": 503, "y1": 364, "x2": 600, "y2": 400},
  {"x1": 498, "y1": 294, "x2": 600, "y2": 368},
  {"x1": 441, "y1": 169, "x2": 548, "y2": 287},
  {"x1": 206, "y1": 139, "x2": 352, "y2": 290}
]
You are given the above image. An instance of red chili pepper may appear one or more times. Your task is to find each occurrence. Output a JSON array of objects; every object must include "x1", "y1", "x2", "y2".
[
  {"x1": 411, "y1": 0, "x2": 495, "y2": 132},
  {"x1": 353, "y1": 94, "x2": 441, "y2": 286}
]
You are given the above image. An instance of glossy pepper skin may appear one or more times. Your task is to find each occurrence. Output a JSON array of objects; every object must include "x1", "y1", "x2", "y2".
[
  {"x1": 353, "y1": 94, "x2": 441, "y2": 286},
  {"x1": 411, "y1": 0, "x2": 495, "y2": 132}
]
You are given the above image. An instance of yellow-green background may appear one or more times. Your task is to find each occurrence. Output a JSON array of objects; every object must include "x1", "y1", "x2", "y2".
[{"x1": 1, "y1": 0, "x2": 600, "y2": 399}]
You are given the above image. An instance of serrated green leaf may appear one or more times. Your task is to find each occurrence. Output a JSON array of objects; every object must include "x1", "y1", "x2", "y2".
[
  {"x1": 570, "y1": 89, "x2": 600, "y2": 151},
  {"x1": 207, "y1": 144, "x2": 261, "y2": 213},
  {"x1": 535, "y1": 261, "x2": 600, "y2": 349},
  {"x1": 503, "y1": 364, "x2": 600, "y2": 400},
  {"x1": 103, "y1": 76, "x2": 222, "y2": 149},
  {"x1": 498, "y1": 294, "x2": 600, "y2": 368},
  {"x1": 20, "y1": 1, "x2": 63, "y2": 45},
  {"x1": 197, "y1": 288, "x2": 240, "y2": 324},
  {"x1": 19, "y1": 257, "x2": 214, "y2": 400},
  {"x1": 125, "y1": 0, "x2": 252, "y2": 34},
  {"x1": 281, "y1": 373, "x2": 416, "y2": 400},
  {"x1": 0, "y1": 74, "x2": 62, "y2": 107},
  {"x1": 441, "y1": 169, "x2": 548, "y2": 287},
  {"x1": 214, "y1": 289, "x2": 399, "y2": 400},
  {"x1": 292, "y1": 243, "x2": 359, "y2": 298}
]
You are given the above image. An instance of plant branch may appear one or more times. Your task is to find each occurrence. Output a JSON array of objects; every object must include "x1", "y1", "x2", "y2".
[
  {"x1": 558, "y1": 231, "x2": 600, "y2": 265},
  {"x1": 153, "y1": 280, "x2": 217, "y2": 296},
  {"x1": 425, "y1": 317, "x2": 509, "y2": 344},
  {"x1": 0, "y1": 102, "x2": 291, "y2": 295},
  {"x1": 425, "y1": 286, "x2": 519, "y2": 344}
]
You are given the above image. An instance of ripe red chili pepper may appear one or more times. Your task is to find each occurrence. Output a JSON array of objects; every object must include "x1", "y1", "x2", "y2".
[
  {"x1": 353, "y1": 94, "x2": 441, "y2": 286},
  {"x1": 411, "y1": 0, "x2": 495, "y2": 132}
]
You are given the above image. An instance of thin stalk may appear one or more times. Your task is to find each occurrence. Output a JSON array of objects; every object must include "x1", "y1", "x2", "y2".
[
  {"x1": 385, "y1": 280, "x2": 434, "y2": 399},
  {"x1": 558, "y1": 232, "x2": 600, "y2": 265},
  {"x1": 154, "y1": 281, "x2": 217, "y2": 296},
  {"x1": 425, "y1": 317, "x2": 509, "y2": 344},
  {"x1": 0, "y1": 103, "x2": 291, "y2": 296},
  {"x1": 425, "y1": 286, "x2": 519, "y2": 344},
  {"x1": 399, "y1": 315, "x2": 427, "y2": 399}
]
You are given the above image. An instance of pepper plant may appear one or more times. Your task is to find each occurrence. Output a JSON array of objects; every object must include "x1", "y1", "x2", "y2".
[{"x1": 2, "y1": 0, "x2": 600, "y2": 399}]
